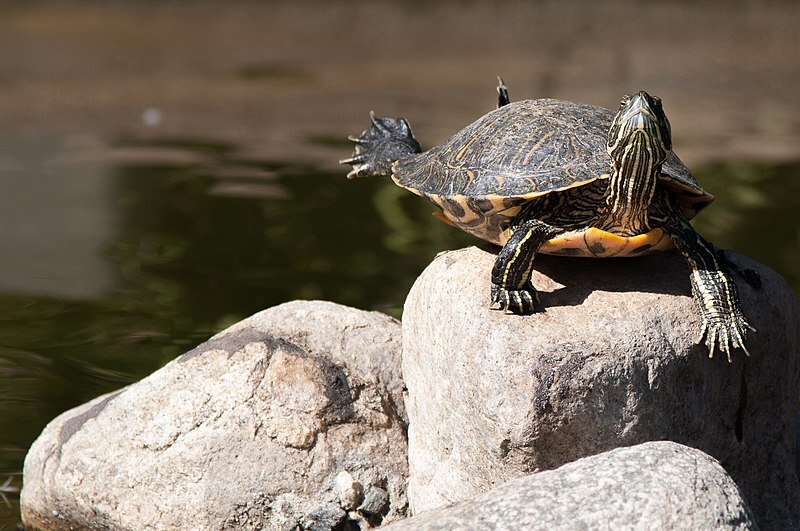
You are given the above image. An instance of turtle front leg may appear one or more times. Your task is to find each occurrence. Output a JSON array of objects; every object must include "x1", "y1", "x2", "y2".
[
  {"x1": 491, "y1": 218, "x2": 562, "y2": 314},
  {"x1": 652, "y1": 200, "x2": 755, "y2": 361}
]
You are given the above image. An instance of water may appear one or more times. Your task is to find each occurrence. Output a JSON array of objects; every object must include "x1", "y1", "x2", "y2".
[
  {"x1": 0, "y1": 135, "x2": 478, "y2": 528},
  {"x1": 1, "y1": 1, "x2": 799, "y2": 528}
]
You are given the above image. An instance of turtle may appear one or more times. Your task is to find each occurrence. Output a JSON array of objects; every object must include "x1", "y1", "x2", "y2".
[{"x1": 340, "y1": 80, "x2": 754, "y2": 361}]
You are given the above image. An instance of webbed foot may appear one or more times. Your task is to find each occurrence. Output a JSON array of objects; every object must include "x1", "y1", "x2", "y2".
[
  {"x1": 490, "y1": 282, "x2": 539, "y2": 315},
  {"x1": 340, "y1": 112, "x2": 422, "y2": 179},
  {"x1": 697, "y1": 313, "x2": 756, "y2": 362}
]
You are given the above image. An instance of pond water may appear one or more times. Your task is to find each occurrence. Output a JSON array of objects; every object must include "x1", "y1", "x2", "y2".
[{"x1": 1, "y1": 1, "x2": 799, "y2": 528}]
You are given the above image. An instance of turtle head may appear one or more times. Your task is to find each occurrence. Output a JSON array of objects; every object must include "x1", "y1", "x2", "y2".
[
  {"x1": 607, "y1": 91, "x2": 672, "y2": 165},
  {"x1": 599, "y1": 91, "x2": 672, "y2": 235}
]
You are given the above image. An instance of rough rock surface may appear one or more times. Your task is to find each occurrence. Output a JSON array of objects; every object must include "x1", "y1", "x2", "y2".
[
  {"x1": 385, "y1": 441, "x2": 756, "y2": 530},
  {"x1": 403, "y1": 246, "x2": 800, "y2": 529},
  {"x1": 21, "y1": 301, "x2": 408, "y2": 530}
]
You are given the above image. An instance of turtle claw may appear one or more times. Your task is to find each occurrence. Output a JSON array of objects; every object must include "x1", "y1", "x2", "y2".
[
  {"x1": 340, "y1": 112, "x2": 422, "y2": 179},
  {"x1": 697, "y1": 314, "x2": 755, "y2": 362},
  {"x1": 491, "y1": 283, "x2": 539, "y2": 315}
]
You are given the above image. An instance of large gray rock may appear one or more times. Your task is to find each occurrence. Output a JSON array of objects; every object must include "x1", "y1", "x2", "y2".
[
  {"x1": 385, "y1": 441, "x2": 756, "y2": 530},
  {"x1": 403, "y1": 246, "x2": 800, "y2": 529},
  {"x1": 22, "y1": 301, "x2": 408, "y2": 530}
]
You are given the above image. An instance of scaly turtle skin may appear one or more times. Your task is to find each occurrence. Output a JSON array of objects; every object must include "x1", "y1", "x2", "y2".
[{"x1": 341, "y1": 81, "x2": 754, "y2": 361}]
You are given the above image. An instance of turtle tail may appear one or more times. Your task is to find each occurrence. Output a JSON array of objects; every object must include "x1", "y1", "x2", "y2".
[{"x1": 340, "y1": 112, "x2": 422, "y2": 179}]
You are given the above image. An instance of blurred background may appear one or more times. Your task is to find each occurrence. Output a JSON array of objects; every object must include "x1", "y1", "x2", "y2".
[{"x1": 0, "y1": 1, "x2": 798, "y2": 527}]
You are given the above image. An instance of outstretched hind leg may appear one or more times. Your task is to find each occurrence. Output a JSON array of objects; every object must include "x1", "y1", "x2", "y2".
[{"x1": 340, "y1": 113, "x2": 422, "y2": 179}]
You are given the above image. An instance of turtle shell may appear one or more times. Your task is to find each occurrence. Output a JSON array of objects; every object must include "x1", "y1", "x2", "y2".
[{"x1": 392, "y1": 98, "x2": 713, "y2": 249}]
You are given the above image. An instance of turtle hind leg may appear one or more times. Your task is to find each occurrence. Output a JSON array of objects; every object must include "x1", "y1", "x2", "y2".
[
  {"x1": 497, "y1": 76, "x2": 511, "y2": 108},
  {"x1": 491, "y1": 217, "x2": 562, "y2": 315},
  {"x1": 340, "y1": 112, "x2": 422, "y2": 179}
]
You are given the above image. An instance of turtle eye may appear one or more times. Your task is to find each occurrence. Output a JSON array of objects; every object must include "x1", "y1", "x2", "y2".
[
  {"x1": 652, "y1": 96, "x2": 663, "y2": 109},
  {"x1": 619, "y1": 94, "x2": 631, "y2": 108}
]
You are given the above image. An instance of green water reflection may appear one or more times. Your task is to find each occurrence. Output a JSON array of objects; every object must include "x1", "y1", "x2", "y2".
[
  {"x1": 0, "y1": 139, "x2": 798, "y2": 526},
  {"x1": 691, "y1": 161, "x2": 800, "y2": 289}
]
